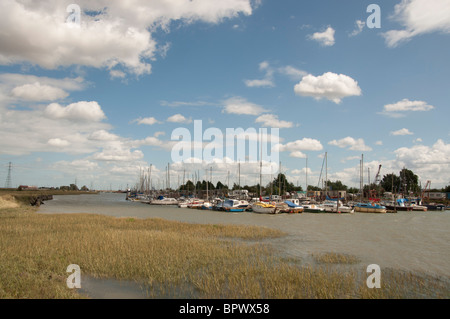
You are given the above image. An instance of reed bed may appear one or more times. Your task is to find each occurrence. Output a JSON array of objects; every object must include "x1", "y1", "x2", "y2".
[
  {"x1": 0, "y1": 197, "x2": 448, "y2": 299},
  {"x1": 312, "y1": 252, "x2": 361, "y2": 265}
]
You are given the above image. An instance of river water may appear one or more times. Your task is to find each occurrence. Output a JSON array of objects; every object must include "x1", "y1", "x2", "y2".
[{"x1": 39, "y1": 193, "x2": 450, "y2": 280}]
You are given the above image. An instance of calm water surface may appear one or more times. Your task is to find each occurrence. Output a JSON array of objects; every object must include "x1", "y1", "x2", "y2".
[{"x1": 39, "y1": 193, "x2": 450, "y2": 279}]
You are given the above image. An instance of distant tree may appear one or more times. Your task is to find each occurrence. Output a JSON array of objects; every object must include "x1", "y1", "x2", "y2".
[
  {"x1": 80, "y1": 185, "x2": 89, "y2": 191},
  {"x1": 381, "y1": 173, "x2": 401, "y2": 193},
  {"x1": 399, "y1": 168, "x2": 420, "y2": 194},
  {"x1": 444, "y1": 185, "x2": 450, "y2": 193},
  {"x1": 325, "y1": 180, "x2": 348, "y2": 191},
  {"x1": 69, "y1": 184, "x2": 79, "y2": 191},
  {"x1": 348, "y1": 187, "x2": 359, "y2": 194},
  {"x1": 216, "y1": 181, "x2": 227, "y2": 190},
  {"x1": 307, "y1": 185, "x2": 322, "y2": 191}
]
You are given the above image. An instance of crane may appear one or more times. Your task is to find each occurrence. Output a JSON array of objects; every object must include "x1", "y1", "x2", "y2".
[
  {"x1": 374, "y1": 165, "x2": 382, "y2": 186},
  {"x1": 421, "y1": 180, "x2": 431, "y2": 199},
  {"x1": 369, "y1": 165, "x2": 382, "y2": 200}
]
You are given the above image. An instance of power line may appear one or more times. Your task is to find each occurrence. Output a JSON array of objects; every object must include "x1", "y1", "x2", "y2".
[{"x1": 5, "y1": 162, "x2": 12, "y2": 188}]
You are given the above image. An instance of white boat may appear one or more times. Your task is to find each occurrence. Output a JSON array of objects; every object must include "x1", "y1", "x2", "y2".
[
  {"x1": 409, "y1": 204, "x2": 428, "y2": 211},
  {"x1": 150, "y1": 197, "x2": 179, "y2": 205},
  {"x1": 322, "y1": 200, "x2": 354, "y2": 213},
  {"x1": 251, "y1": 201, "x2": 277, "y2": 214},
  {"x1": 303, "y1": 203, "x2": 325, "y2": 213}
]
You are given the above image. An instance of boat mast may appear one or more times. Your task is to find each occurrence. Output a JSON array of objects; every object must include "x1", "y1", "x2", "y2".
[
  {"x1": 325, "y1": 152, "x2": 328, "y2": 199},
  {"x1": 206, "y1": 168, "x2": 209, "y2": 202},
  {"x1": 238, "y1": 161, "x2": 241, "y2": 200},
  {"x1": 305, "y1": 155, "x2": 308, "y2": 193},
  {"x1": 259, "y1": 131, "x2": 263, "y2": 198}
]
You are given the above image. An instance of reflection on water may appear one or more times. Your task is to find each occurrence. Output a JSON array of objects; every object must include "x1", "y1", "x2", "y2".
[{"x1": 40, "y1": 193, "x2": 450, "y2": 292}]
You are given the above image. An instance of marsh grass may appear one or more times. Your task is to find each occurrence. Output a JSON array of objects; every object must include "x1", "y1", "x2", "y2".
[
  {"x1": 0, "y1": 198, "x2": 448, "y2": 299},
  {"x1": 312, "y1": 252, "x2": 361, "y2": 265}
]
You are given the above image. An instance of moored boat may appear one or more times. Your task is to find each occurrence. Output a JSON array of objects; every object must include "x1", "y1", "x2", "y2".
[
  {"x1": 302, "y1": 203, "x2": 325, "y2": 213},
  {"x1": 251, "y1": 201, "x2": 277, "y2": 214},
  {"x1": 222, "y1": 199, "x2": 249, "y2": 212},
  {"x1": 354, "y1": 202, "x2": 386, "y2": 213},
  {"x1": 322, "y1": 200, "x2": 354, "y2": 213},
  {"x1": 150, "y1": 197, "x2": 179, "y2": 205}
]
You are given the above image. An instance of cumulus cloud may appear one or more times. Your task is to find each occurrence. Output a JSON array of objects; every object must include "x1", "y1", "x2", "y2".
[
  {"x1": 89, "y1": 130, "x2": 120, "y2": 142},
  {"x1": 44, "y1": 101, "x2": 106, "y2": 122},
  {"x1": 393, "y1": 139, "x2": 450, "y2": 186},
  {"x1": 255, "y1": 114, "x2": 294, "y2": 128},
  {"x1": 383, "y1": 0, "x2": 450, "y2": 47},
  {"x1": 135, "y1": 117, "x2": 161, "y2": 125},
  {"x1": 390, "y1": 128, "x2": 414, "y2": 136},
  {"x1": 47, "y1": 138, "x2": 70, "y2": 147},
  {"x1": 278, "y1": 138, "x2": 323, "y2": 152},
  {"x1": 308, "y1": 26, "x2": 335, "y2": 46},
  {"x1": 222, "y1": 97, "x2": 268, "y2": 115},
  {"x1": 380, "y1": 99, "x2": 435, "y2": 117},
  {"x1": 11, "y1": 82, "x2": 69, "y2": 101},
  {"x1": 0, "y1": 0, "x2": 254, "y2": 76},
  {"x1": 167, "y1": 114, "x2": 192, "y2": 124},
  {"x1": 289, "y1": 151, "x2": 307, "y2": 158},
  {"x1": 92, "y1": 147, "x2": 144, "y2": 162},
  {"x1": 328, "y1": 137, "x2": 372, "y2": 151},
  {"x1": 294, "y1": 72, "x2": 362, "y2": 104}
]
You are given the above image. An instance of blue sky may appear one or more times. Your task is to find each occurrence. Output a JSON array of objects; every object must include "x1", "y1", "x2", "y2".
[{"x1": 0, "y1": 0, "x2": 449, "y2": 190}]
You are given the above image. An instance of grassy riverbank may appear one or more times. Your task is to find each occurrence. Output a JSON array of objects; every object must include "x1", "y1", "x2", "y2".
[{"x1": 0, "y1": 196, "x2": 448, "y2": 299}]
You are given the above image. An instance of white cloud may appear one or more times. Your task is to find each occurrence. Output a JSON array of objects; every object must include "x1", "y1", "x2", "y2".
[
  {"x1": 375, "y1": 141, "x2": 383, "y2": 146},
  {"x1": 223, "y1": 97, "x2": 268, "y2": 115},
  {"x1": 110, "y1": 70, "x2": 126, "y2": 79},
  {"x1": 289, "y1": 151, "x2": 307, "y2": 158},
  {"x1": 0, "y1": 0, "x2": 254, "y2": 75},
  {"x1": 381, "y1": 99, "x2": 435, "y2": 117},
  {"x1": 328, "y1": 137, "x2": 372, "y2": 151},
  {"x1": 92, "y1": 147, "x2": 144, "y2": 162},
  {"x1": 308, "y1": 26, "x2": 335, "y2": 46},
  {"x1": 278, "y1": 138, "x2": 323, "y2": 152},
  {"x1": 89, "y1": 130, "x2": 120, "y2": 142},
  {"x1": 294, "y1": 72, "x2": 362, "y2": 104},
  {"x1": 393, "y1": 139, "x2": 450, "y2": 187},
  {"x1": 383, "y1": 0, "x2": 450, "y2": 47},
  {"x1": 244, "y1": 78, "x2": 275, "y2": 88},
  {"x1": 390, "y1": 128, "x2": 414, "y2": 136},
  {"x1": 349, "y1": 20, "x2": 365, "y2": 37},
  {"x1": 44, "y1": 101, "x2": 106, "y2": 122},
  {"x1": 136, "y1": 117, "x2": 161, "y2": 125},
  {"x1": 167, "y1": 114, "x2": 192, "y2": 124},
  {"x1": 255, "y1": 114, "x2": 293, "y2": 128},
  {"x1": 11, "y1": 82, "x2": 69, "y2": 101},
  {"x1": 47, "y1": 138, "x2": 70, "y2": 147}
]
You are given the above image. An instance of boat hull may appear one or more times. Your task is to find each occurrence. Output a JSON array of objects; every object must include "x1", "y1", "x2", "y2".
[
  {"x1": 354, "y1": 206, "x2": 386, "y2": 213},
  {"x1": 251, "y1": 204, "x2": 277, "y2": 214}
]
